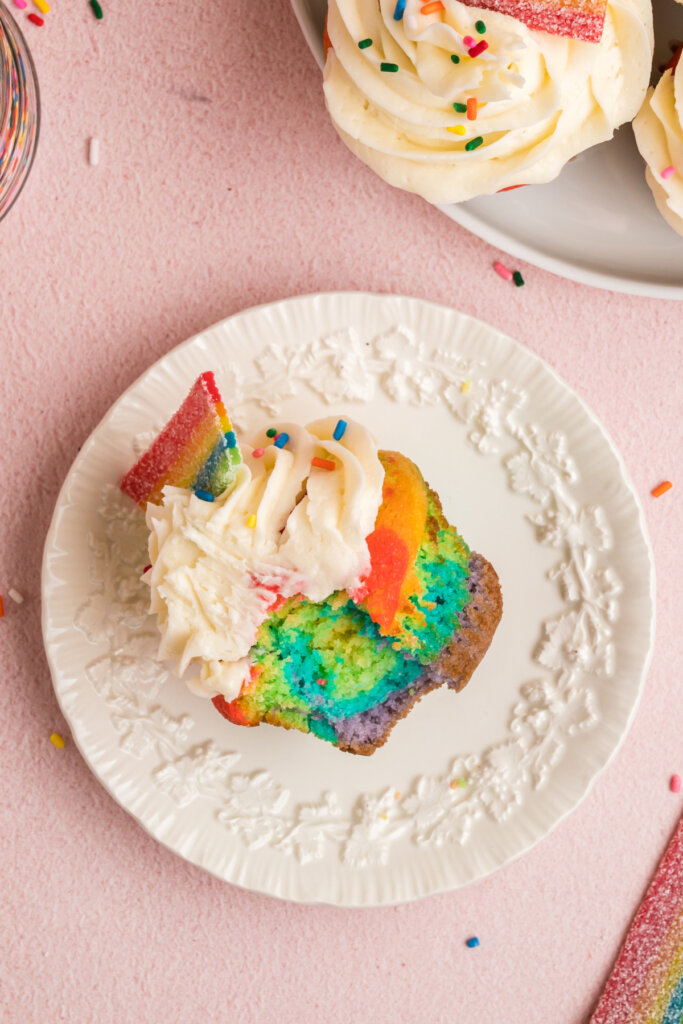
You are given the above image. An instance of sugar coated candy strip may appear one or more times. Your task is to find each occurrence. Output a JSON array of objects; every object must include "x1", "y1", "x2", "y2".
[
  {"x1": 589, "y1": 814, "x2": 683, "y2": 1024},
  {"x1": 120, "y1": 371, "x2": 242, "y2": 507}
]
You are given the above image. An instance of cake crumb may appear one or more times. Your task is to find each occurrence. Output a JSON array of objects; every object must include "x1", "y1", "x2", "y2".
[{"x1": 8, "y1": 588, "x2": 24, "y2": 604}]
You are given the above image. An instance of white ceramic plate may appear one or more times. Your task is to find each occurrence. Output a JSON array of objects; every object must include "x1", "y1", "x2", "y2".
[
  {"x1": 290, "y1": 0, "x2": 683, "y2": 298},
  {"x1": 42, "y1": 293, "x2": 655, "y2": 906}
]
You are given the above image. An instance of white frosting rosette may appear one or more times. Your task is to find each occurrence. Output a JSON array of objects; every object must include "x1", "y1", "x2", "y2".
[
  {"x1": 323, "y1": 0, "x2": 653, "y2": 203},
  {"x1": 145, "y1": 417, "x2": 384, "y2": 701},
  {"x1": 633, "y1": 56, "x2": 683, "y2": 237}
]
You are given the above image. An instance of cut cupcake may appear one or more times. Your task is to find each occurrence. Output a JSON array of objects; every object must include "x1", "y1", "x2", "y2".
[{"x1": 122, "y1": 373, "x2": 502, "y2": 756}]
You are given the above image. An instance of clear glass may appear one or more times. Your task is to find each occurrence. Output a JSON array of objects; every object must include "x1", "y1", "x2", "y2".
[{"x1": 0, "y1": 1, "x2": 39, "y2": 222}]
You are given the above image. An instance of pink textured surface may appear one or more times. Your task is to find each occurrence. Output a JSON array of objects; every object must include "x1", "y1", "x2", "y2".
[{"x1": 0, "y1": 2, "x2": 681, "y2": 1022}]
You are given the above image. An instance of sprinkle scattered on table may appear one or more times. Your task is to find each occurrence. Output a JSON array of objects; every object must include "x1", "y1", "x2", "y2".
[
  {"x1": 32, "y1": 0, "x2": 49, "y2": 12},
  {"x1": 671, "y1": 775, "x2": 681, "y2": 794},
  {"x1": 651, "y1": 481, "x2": 672, "y2": 498},
  {"x1": 513, "y1": 270, "x2": 525, "y2": 287},
  {"x1": 493, "y1": 260, "x2": 513, "y2": 282},
  {"x1": 27, "y1": 12, "x2": 44, "y2": 25},
  {"x1": 50, "y1": 732, "x2": 65, "y2": 749},
  {"x1": 466, "y1": 936, "x2": 480, "y2": 948},
  {"x1": 90, "y1": 0, "x2": 103, "y2": 20},
  {"x1": 0, "y1": 595, "x2": 4, "y2": 618},
  {"x1": 8, "y1": 589, "x2": 24, "y2": 604},
  {"x1": 88, "y1": 137, "x2": 100, "y2": 166}
]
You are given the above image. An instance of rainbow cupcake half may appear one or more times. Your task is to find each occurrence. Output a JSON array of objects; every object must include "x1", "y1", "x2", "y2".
[{"x1": 213, "y1": 451, "x2": 502, "y2": 755}]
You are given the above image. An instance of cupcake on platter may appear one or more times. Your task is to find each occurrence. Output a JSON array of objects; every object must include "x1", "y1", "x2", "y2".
[
  {"x1": 633, "y1": 48, "x2": 683, "y2": 237},
  {"x1": 323, "y1": 0, "x2": 653, "y2": 203}
]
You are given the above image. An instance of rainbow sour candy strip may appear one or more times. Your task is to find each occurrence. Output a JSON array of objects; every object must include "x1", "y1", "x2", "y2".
[
  {"x1": 120, "y1": 371, "x2": 242, "y2": 506},
  {"x1": 440, "y1": 0, "x2": 605, "y2": 43},
  {"x1": 590, "y1": 813, "x2": 683, "y2": 1024}
]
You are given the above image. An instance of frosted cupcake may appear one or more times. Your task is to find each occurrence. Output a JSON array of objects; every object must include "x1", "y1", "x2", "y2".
[
  {"x1": 633, "y1": 50, "x2": 683, "y2": 237},
  {"x1": 121, "y1": 373, "x2": 502, "y2": 755},
  {"x1": 323, "y1": 0, "x2": 653, "y2": 203}
]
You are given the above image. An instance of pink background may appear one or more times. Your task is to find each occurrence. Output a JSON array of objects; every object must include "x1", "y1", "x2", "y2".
[{"x1": 1, "y1": 1, "x2": 681, "y2": 1021}]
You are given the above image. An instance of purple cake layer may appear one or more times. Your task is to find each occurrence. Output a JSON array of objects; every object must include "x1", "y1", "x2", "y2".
[{"x1": 331, "y1": 555, "x2": 494, "y2": 752}]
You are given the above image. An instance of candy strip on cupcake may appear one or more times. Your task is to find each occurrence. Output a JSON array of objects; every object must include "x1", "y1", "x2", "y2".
[{"x1": 121, "y1": 371, "x2": 242, "y2": 506}]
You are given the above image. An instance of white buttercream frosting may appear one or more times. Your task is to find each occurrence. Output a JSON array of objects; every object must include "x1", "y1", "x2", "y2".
[
  {"x1": 633, "y1": 59, "x2": 683, "y2": 237},
  {"x1": 145, "y1": 417, "x2": 384, "y2": 701},
  {"x1": 323, "y1": 0, "x2": 653, "y2": 203}
]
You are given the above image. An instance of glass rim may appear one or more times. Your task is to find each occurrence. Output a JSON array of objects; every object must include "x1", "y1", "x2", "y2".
[{"x1": 0, "y1": 0, "x2": 41, "y2": 224}]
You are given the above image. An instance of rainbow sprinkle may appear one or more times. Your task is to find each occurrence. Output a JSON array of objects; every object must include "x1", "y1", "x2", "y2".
[
  {"x1": 448, "y1": 125, "x2": 466, "y2": 135},
  {"x1": 312, "y1": 457, "x2": 336, "y2": 471},
  {"x1": 333, "y1": 419, "x2": 347, "y2": 440},
  {"x1": 513, "y1": 270, "x2": 525, "y2": 287},
  {"x1": 466, "y1": 937, "x2": 480, "y2": 948},
  {"x1": 468, "y1": 40, "x2": 488, "y2": 57},
  {"x1": 274, "y1": 432, "x2": 289, "y2": 449},
  {"x1": 0, "y1": 595, "x2": 4, "y2": 618},
  {"x1": 381, "y1": 62, "x2": 399, "y2": 72},
  {"x1": 661, "y1": 166, "x2": 675, "y2": 180},
  {"x1": 247, "y1": 514, "x2": 257, "y2": 529},
  {"x1": 493, "y1": 261, "x2": 513, "y2": 281},
  {"x1": 88, "y1": 137, "x2": 100, "y2": 166},
  {"x1": 90, "y1": 0, "x2": 103, "y2": 19},
  {"x1": 252, "y1": 447, "x2": 265, "y2": 458},
  {"x1": 8, "y1": 589, "x2": 24, "y2": 604},
  {"x1": 672, "y1": 776, "x2": 682, "y2": 794},
  {"x1": 421, "y1": 0, "x2": 445, "y2": 11},
  {"x1": 590, "y1": 814, "x2": 683, "y2": 1024},
  {"x1": 465, "y1": 136, "x2": 484, "y2": 151},
  {"x1": 467, "y1": 97, "x2": 478, "y2": 120},
  {"x1": 50, "y1": 732, "x2": 65, "y2": 749},
  {"x1": 475, "y1": 19, "x2": 487, "y2": 31},
  {"x1": 358, "y1": 38, "x2": 372, "y2": 48},
  {"x1": 27, "y1": 13, "x2": 43, "y2": 26},
  {"x1": 652, "y1": 481, "x2": 673, "y2": 498},
  {"x1": 393, "y1": 0, "x2": 407, "y2": 19}
]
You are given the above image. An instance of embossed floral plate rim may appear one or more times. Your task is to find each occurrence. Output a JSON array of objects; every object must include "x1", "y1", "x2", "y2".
[{"x1": 41, "y1": 292, "x2": 655, "y2": 906}]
